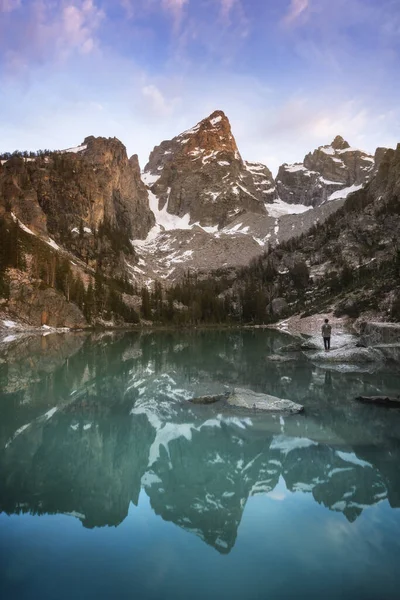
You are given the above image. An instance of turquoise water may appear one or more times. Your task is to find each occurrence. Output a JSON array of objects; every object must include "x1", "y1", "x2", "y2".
[{"x1": 1, "y1": 329, "x2": 400, "y2": 599}]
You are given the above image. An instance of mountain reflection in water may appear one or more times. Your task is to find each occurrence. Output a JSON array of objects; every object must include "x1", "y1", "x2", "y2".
[{"x1": 1, "y1": 329, "x2": 400, "y2": 555}]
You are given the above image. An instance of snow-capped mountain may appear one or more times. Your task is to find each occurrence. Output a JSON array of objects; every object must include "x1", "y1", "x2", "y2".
[
  {"x1": 0, "y1": 109, "x2": 391, "y2": 325},
  {"x1": 276, "y1": 135, "x2": 379, "y2": 207},
  {"x1": 129, "y1": 115, "x2": 382, "y2": 283}
]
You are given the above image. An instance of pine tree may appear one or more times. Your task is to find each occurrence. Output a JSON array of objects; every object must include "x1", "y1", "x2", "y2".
[
  {"x1": 141, "y1": 287, "x2": 151, "y2": 319},
  {"x1": 84, "y1": 281, "x2": 95, "y2": 322}
]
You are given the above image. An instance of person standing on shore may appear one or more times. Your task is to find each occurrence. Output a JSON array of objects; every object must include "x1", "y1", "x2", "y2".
[{"x1": 322, "y1": 318, "x2": 332, "y2": 351}]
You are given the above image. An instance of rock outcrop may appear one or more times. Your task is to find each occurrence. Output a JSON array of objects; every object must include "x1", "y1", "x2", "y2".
[
  {"x1": 7, "y1": 271, "x2": 87, "y2": 328},
  {"x1": 359, "y1": 322, "x2": 400, "y2": 346},
  {"x1": 276, "y1": 135, "x2": 379, "y2": 207}
]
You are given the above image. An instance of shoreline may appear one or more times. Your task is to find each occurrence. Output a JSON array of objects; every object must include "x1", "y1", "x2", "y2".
[
  {"x1": 0, "y1": 312, "x2": 393, "y2": 345},
  {"x1": 268, "y1": 312, "x2": 356, "y2": 338}
]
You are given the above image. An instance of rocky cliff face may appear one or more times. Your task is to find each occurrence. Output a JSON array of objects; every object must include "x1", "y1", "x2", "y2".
[
  {"x1": 0, "y1": 137, "x2": 155, "y2": 326},
  {"x1": 0, "y1": 136, "x2": 154, "y2": 241},
  {"x1": 0, "y1": 136, "x2": 154, "y2": 282},
  {"x1": 276, "y1": 135, "x2": 379, "y2": 207},
  {"x1": 144, "y1": 110, "x2": 274, "y2": 229}
]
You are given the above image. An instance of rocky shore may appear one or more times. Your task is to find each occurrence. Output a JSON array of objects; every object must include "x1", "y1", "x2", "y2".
[{"x1": 272, "y1": 315, "x2": 400, "y2": 372}]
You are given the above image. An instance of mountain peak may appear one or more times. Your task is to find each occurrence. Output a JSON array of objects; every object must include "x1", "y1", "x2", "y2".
[
  {"x1": 145, "y1": 109, "x2": 240, "y2": 177},
  {"x1": 331, "y1": 135, "x2": 350, "y2": 150},
  {"x1": 178, "y1": 109, "x2": 233, "y2": 141},
  {"x1": 205, "y1": 109, "x2": 228, "y2": 125}
]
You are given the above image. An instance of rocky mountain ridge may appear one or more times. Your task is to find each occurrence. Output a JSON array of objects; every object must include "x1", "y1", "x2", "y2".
[
  {"x1": 131, "y1": 112, "x2": 382, "y2": 283},
  {"x1": 0, "y1": 109, "x2": 394, "y2": 326},
  {"x1": 276, "y1": 135, "x2": 379, "y2": 207}
]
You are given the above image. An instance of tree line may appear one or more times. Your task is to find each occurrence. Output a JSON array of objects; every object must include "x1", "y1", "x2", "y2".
[{"x1": 0, "y1": 217, "x2": 139, "y2": 325}]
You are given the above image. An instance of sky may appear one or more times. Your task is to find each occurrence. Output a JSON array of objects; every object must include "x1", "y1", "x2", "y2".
[{"x1": 0, "y1": 0, "x2": 400, "y2": 174}]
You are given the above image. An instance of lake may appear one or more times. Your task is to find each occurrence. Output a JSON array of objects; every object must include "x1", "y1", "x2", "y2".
[{"x1": 1, "y1": 329, "x2": 400, "y2": 600}]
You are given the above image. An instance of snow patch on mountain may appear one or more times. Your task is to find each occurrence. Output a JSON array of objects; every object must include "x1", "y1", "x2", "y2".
[
  {"x1": 210, "y1": 115, "x2": 223, "y2": 126},
  {"x1": 59, "y1": 144, "x2": 87, "y2": 154},
  {"x1": 328, "y1": 184, "x2": 363, "y2": 201},
  {"x1": 11, "y1": 213, "x2": 35, "y2": 235},
  {"x1": 266, "y1": 199, "x2": 312, "y2": 218}
]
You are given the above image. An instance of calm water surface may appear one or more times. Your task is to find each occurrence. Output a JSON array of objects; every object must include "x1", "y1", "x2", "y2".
[{"x1": 1, "y1": 329, "x2": 400, "y2": 600}]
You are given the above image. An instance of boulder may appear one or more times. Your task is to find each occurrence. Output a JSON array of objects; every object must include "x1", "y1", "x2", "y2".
[
  {"x1": 334, "y1": 298, "x2": 360, "y2": 318},
  {"x1": 359, "y1": 322, "x2": 400, "y2": 347},
  {"x1": 373, "y1": 344, "x2": 400, "y2": 364},
  {"x1": 310, "y1": 346, "x2": 383, "y2": 364},
  {"x1": 227, "y1": 388, "x2": 303, "y2": 414},
  {"x1": 270, "y1": 298, "x2": 288, "y2": 317},
  {"x1": 277, "y1": 341, "x2": 303, "y2": 353},
  {"x1": 300, "y1": 340, "x2": 321, "y2": 351}
]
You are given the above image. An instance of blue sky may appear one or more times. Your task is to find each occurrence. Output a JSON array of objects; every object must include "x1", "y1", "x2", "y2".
[{"x1": 1, "y1": 0, "x2": 399, "y2": 173}]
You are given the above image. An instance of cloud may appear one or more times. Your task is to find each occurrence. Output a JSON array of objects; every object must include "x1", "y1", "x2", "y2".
[
  {"x1": 219, "y1": 0, "x2": 237, "y2": 20},
  {"x1": 162, "y1": 0, "x2": 188, "y2": 13},
  {"x1": 161, "y1": 0, "x2": 188, "y2": 28},
  {"x1": 58, "y1": 0, "x2": 104, "y2": 57},
  {"x1": 118, "y1": 0, "x2": 188, "y2": 28},
  {"x1": 0, "y1": 0, "x2": 21, "y2": 12},
  {"x1": 240, "y1": 91, "x2": 400, "y2": 174},
  {"x1": 119, "y1": 0, "x2": 135, "y2": 19},
  {"x1": 141, "y1": 84, "x2": 176, "y2": 116},
  {"x1": 283, "y1": 0, "x2": 309, "y2": 25},
  {"x1": 0, "y1": 0, "x2": 104, "y2": 72},
  {"x1": 259, "y1": 96, "x2": 370, "y2": 142}
]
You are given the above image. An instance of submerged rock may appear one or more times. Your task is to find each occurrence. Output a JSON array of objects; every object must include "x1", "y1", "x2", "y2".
[
  {"x1": 190, "y1": 388, "x2": 303, "y2": 414},
  {"x1": 190, "y1": 393, "x2": 228, "y2": 405},
  {"x1": 266, "y1": 354, "x2": 297, "y2": 362},
  {"x1": 227, "y1": 388, "x2": 303, "y2": 414},
  {"x1": 355, "y1": 395, "x2": 400, "y2": 407}
]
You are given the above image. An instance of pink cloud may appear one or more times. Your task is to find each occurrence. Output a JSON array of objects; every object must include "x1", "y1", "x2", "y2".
[
  {"x1": 283, "y1": 0, "x2": 309, "y2": 25},
  {"x1": 59, "y1": 0, "x2": 103, "y2": 57},
  {"x1": 1, "y1": 0, "x2": 104, "y2": 71}
]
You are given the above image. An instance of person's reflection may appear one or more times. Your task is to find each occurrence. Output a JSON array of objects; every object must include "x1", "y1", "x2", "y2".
[{"x1": 324, "y1": 370, "x2": 332, "y2": 387}]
